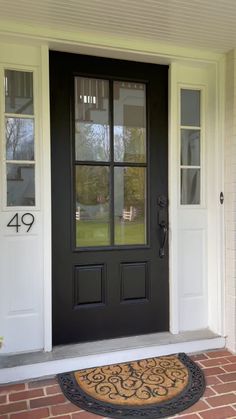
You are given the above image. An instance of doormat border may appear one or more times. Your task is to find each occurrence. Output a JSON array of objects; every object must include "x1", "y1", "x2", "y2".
[{"x1": 57, "y1": 353, "x2": 205, "y2": 419}]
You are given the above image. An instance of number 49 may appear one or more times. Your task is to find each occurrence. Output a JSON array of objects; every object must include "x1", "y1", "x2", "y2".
[{"x1": 7, "y1": 213, "x2": 35, "y2": 233}]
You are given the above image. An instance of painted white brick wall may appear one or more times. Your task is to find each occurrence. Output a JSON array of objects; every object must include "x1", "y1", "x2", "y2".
[{"x1": 225, "y1": 50, "x2": 236, "y2": 352}]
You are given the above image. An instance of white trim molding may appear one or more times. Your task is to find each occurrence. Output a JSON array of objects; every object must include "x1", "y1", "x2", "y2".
[{"x1": 40, "y1": 45, "x2": 52, "y2": 352}]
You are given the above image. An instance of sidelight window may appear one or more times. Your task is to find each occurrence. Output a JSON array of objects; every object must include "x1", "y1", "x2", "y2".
[
  {"x1": 4, "y1": 70, "x2": 35, "y2": 206},
  {"x1": 180, "y1": 89, "x2": 201, "y2": 205},
  {"x1": 74, "y1": 77, "x2": 147, "y2": 248}
]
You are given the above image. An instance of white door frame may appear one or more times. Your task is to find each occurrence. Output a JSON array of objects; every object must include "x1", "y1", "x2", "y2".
[
  {"x1": 42, "y1": 45, "x2": 225, "y2": 351},
  {"x1": 0, "y1": 37, "x2": 224, "y2": 355}
]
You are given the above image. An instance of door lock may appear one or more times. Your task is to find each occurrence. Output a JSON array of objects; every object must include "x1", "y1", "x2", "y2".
[{"x1": 157, "y1": 196, "x2": 168, "y2": 258}]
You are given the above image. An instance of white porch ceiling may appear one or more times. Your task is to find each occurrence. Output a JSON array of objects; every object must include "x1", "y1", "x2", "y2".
[{"x1": 1, "y1": 0, "x2": 236, "y2": 53}]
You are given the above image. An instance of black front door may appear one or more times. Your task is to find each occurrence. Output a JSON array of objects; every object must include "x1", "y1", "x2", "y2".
[{"x1": 50, "y1": 51, "x2": 169, "y2": 345}]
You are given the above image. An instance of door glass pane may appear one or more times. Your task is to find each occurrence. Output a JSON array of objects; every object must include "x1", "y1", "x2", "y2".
[
  {"x1": 7, "y1": 163, "x2": 35, "y2": 206},
  {"x1": 6, "y1": 117, "x2": 34, "y2": 160},
  {"x1": 75, "y1": 77, "x2": 110, "y2": 161},
  {"x1": 114, "y1": 81, "x2": 146, "y2": 163},
  {"x1": 181, "y1": 129, "x2": 200, "y2": 166},
  {"x1": 76, "y1": 165, "x2": 110, "y2": 247},
  {"x1": 5, "y1": 70, "x2": 33, "y2": 115},
  {"x1": 114, "y1": 167, "x2": 146, "y2": 245},
  {"x1": 181, "y1": 168, "x2": 200, "y2": 205},
  {"x1": 181, "y1": 89, "x2": 200, "y2": 127}
]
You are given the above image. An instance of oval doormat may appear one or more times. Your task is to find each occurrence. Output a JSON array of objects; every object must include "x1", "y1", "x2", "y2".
[{"x1": 58, "y1": 353, "x2": 205, "y2": 418}]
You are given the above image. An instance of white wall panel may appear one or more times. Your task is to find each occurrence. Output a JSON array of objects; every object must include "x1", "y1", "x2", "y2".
[
  {"x1": 6, "y1": 237, "x2": 42, "y2": 315},
  {"x1": 178, "y1": 229, "x2": 207, "y2": 330},
  {"x1": 181, "y1": 230, "x2": 205, "y2": 297},
  {"x1": 0, "y1": 230, "x2": 44, "y2": 352},
  {"x1": 179, "y1": 298, "x2": 208, "y2": 331}
]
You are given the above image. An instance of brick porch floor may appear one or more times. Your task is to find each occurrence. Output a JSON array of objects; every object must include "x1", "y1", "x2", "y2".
[{"x1": 1, "y1": 350, "x2": 236, "y2": 419}]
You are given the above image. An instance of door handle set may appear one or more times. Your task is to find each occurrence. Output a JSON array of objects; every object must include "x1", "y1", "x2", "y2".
[
  {"x1": 157, "y1": 196, "x2": 168, "y2": 258},
  {"x1": 159, "y1": 221, "x2": 168, "y2": 258}
]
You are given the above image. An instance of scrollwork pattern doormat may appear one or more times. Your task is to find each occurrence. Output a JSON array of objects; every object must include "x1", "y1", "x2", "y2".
[{"x1": 58, "y1": 353, "x2": 205, "y2": 418}]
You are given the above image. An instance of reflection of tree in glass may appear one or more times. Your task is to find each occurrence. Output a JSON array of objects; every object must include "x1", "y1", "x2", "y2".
[
  {"x1": 76, "y1": 123, "x2": 109, "y2": 161},
  {"x1": 124, "y1": 167, "x2": 145, "y2": 217},
  {"x1": 76, "y1": 166, "x2": 109, "y2": 206},
  {"x1": 75, "y1": 123, "x2": 145, "y2": 220},
  {"x1": 114, "y1": 126, "x2": 145, "y2": 162},
  {"x1": 6, "y1": 118, "x2": 34, "y2": 160}
]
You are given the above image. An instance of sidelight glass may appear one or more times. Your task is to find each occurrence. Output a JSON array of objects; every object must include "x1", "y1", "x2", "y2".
[
  {"x1": 5, "y1": 70, "x2": 34, "y2": 115},
  {"x1": 114, "y1": 167, "x2": 146, "y2": 245},
  {"x1": 6, "y1": 117, "x2": 34, "y2": 161},
  {"x1": 181, "y1": 168, "x2": 200, "y2": 205},
  {"x1": 7, "y1": 163, "x2": 35, "y2": 206},
  {"x1": 181, "y1": 89, "x2": 200, "y2": 127},
  {"x1": 75, "y1": 165, "x2": 110, "y2": 247},
  {"x1": 5, "y1": 69, "x2": 35, "y2": 207},
  {"x1": 180, "y1": 88, "x2": 201, "y2": 205},
  {"x1": 114, "y1": 81, "x2": 146, "y2": 163},
  {"x1": 181, "y1": 129, "x2": 200, "y2": 166},
  {"x1": 75, "y1": 77, "x2": 110, "y2": 161}
]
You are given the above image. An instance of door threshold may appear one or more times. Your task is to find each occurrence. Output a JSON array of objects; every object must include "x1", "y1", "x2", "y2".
[{"x1": 0, "y1": 329, "x2": 225, "y2": 384}]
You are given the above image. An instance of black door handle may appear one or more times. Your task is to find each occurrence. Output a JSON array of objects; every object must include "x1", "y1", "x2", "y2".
[
  {"x1": 159, "y1": 221, "x2": 168, "y2": 258},
  {"x1": 157, "y1": 195, "x2": 168, "y2": 258}
]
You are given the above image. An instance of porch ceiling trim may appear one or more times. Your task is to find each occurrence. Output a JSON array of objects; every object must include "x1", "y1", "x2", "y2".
[
  {"x1": 1, "y1": 0, "x2": 236, "y2": 54},
  {"x1": 0, "y1": 20, "x2": 223, "y2": 64}
]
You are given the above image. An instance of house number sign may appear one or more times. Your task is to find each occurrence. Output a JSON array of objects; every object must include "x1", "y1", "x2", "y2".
[{"x1": 7, "y1": 213, "x2": 35, "y2": 233}]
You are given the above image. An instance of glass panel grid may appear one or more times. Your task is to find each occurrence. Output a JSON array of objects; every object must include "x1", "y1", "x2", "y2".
[
  {"x1": 75, "y1": 77, "x2": 110, "y2": 162},
  {"x1": 180, "y1": 88, "x2": 201, "y2": 205},
  {"x1": 114, "y1": 166, "x2": 146, "y2": 245},
  {"x1": 181, "y1": 129, "x2": 200, "y2": 167},
  {"x1": 7, "y1": 163, "x2": 35, "y2": 206},
  {"x1": 76, "y1": 165, "x2": 110, "y2": 247},
  {"x1": 4, "y1": 69, "x2": 35, "y2": 207},
  {"x1": 114, "y1": 81, "x2": 146, "y2": 163},
  {"x1": 5, "y1": 70, "x2": 34, "y2": 115},
  {"x1": 75, "y1": 77, "x2": 148, "y2": 248},
  {"x1": 6, "y1": 117, "x2": 34, "y2": 161},
  {"x1": 181, "y1": 89, "x2": 200, "y2": 127},
  {"x1": 181, "y1": 168, "x2": 200, "y2": 205}
]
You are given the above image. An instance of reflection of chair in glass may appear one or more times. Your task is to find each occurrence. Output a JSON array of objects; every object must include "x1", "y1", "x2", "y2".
[
  {"x1": 76, "y1": 206, "x2": 80, "y2": 221},
  {"x1": 122, "y1": 206, "x2": 137, "y2": 221}
]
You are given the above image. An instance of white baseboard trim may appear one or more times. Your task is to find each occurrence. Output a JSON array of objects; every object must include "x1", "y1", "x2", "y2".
[{"x1": 0, "y1": 336, "x2": 225, "y2": 384}]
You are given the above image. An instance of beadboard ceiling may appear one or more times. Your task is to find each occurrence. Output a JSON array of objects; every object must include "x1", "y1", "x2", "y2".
[{"x1": 1, "y1": 0, "x2": 236, "y2": 53}]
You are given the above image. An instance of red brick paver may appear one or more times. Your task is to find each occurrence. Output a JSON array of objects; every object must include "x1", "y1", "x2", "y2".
[{"x1": 1, "y1": 349, "x2": 236, "y2": 418}]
